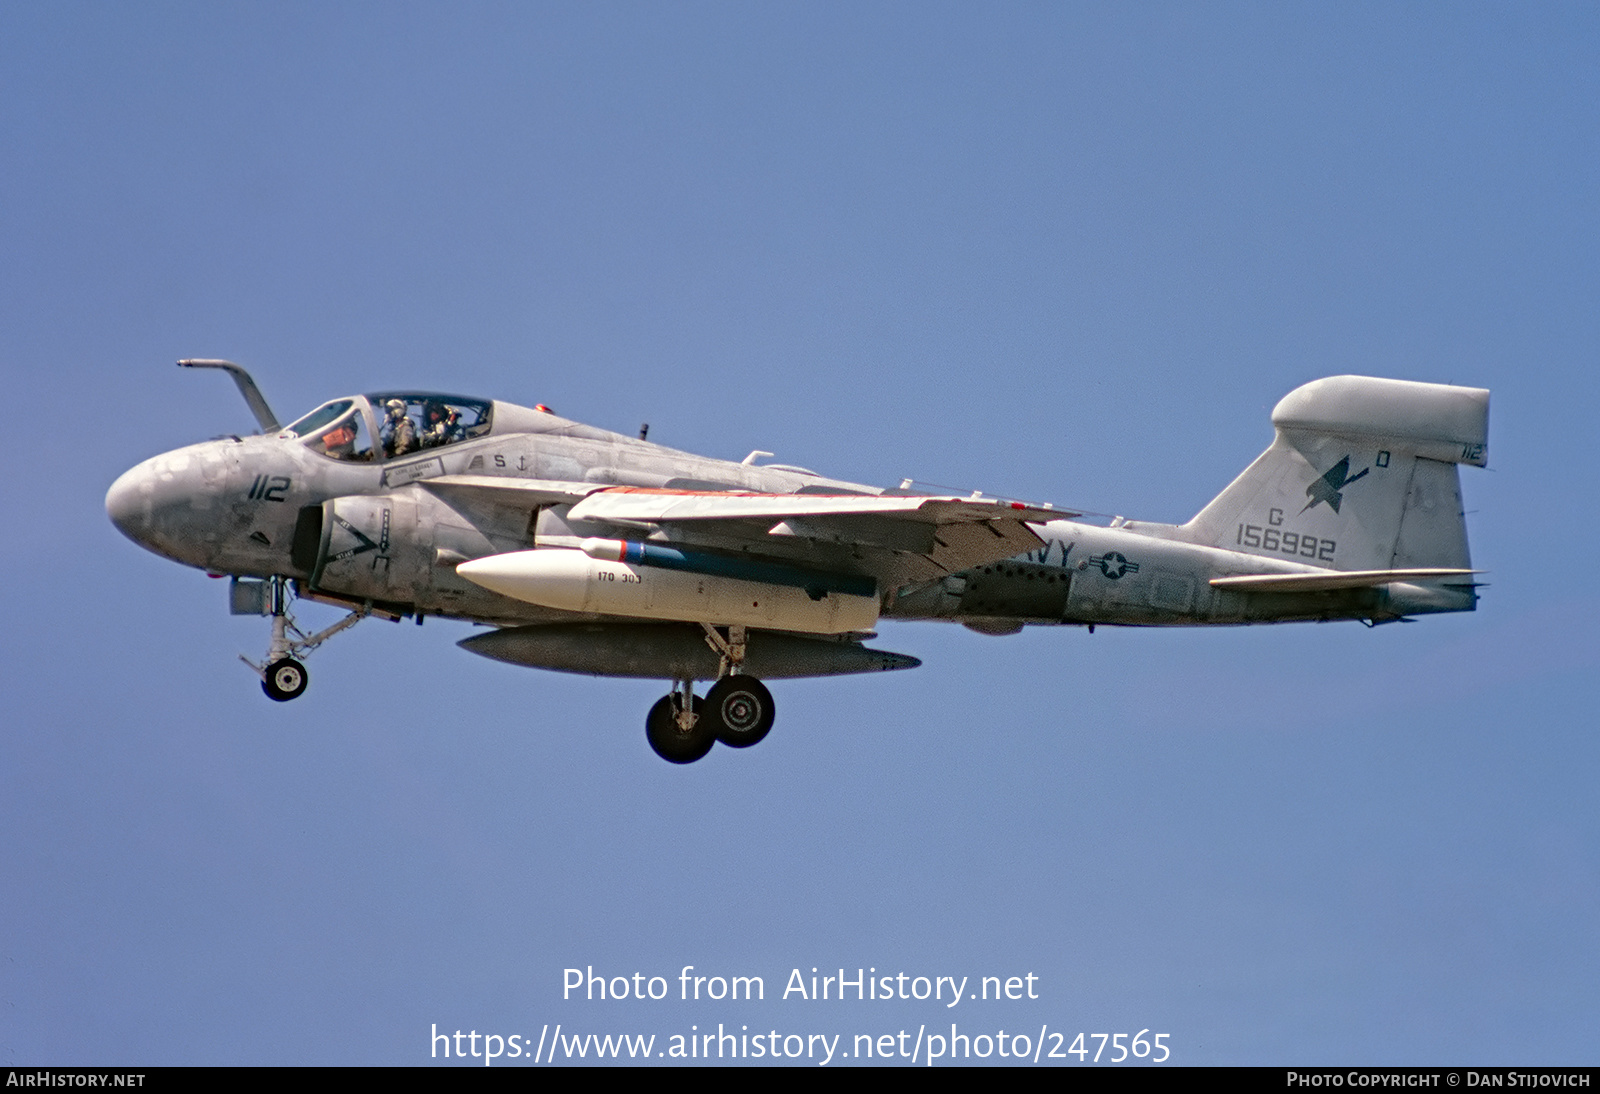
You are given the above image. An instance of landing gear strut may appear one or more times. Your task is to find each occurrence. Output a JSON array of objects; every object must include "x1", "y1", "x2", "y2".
[
  {"x1": 240, "y1": 576, "x2": 369, "y2": 702},
  {"x1": 642, "y1": 625, "x2": 778, "y2": 763}
]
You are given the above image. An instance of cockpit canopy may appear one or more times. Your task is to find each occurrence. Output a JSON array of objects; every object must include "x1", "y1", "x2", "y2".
[{"x1": 281, "y1": 393, "x2": 493, "y2": 462}]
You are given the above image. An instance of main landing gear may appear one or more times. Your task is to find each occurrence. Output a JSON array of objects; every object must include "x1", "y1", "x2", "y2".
[
  {"x1": 240, "y1": 576, "x2": 369, "y2": 702},
  {"x1": 644, "y1": 625, "x2": 776, "y2": 764}
]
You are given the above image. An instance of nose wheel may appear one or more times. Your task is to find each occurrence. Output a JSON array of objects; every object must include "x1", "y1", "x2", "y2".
[{"x1": 262, "y1": 658, "x2": 309, "y2": 702}]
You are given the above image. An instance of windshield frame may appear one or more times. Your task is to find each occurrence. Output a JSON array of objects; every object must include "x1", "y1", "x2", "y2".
[
  {"x1": 280, "y1": 398, "x2": 356, "y2": 440},
  {"x1": 283, "y1": 396, "x2": 381, "y2": 463}
]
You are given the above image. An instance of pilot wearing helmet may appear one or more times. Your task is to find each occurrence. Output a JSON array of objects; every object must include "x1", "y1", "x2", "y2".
[
  {"x1": 422, "y1": 402, "x2": 461, "y2": 448},
  {"x1": 384, "y1": 398, "x2": 417, "y2": 457}
]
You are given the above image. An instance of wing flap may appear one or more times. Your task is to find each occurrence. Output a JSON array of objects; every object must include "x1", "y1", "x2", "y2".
[{"x1": 922, "y1": 518, "x2": 1047, "y2": 576}]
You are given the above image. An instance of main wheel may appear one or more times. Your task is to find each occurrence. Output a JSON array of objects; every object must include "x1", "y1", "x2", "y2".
[
  {"x1": 704, "y1": 675, "x2": 775, "y2": 748},
  {"x1": 645, "y1": 693, "x2": 714, "y2": 764},
  {"x1": 262, "y1": 657, "x2": 308, "y2": 702}
]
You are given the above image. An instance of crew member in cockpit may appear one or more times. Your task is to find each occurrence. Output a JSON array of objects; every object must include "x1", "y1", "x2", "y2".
[
  {"x1": 423, "y1": 403, "x2": 461, "y2": 448},
  {"x1": 384, "y1": 399, "x2": 417, "y2": 457},
  {"x1": 322, "y1": 417, "x2": 357, "y2": 458}
]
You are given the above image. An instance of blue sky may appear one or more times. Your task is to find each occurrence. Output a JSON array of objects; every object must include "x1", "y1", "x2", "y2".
[{"x1": 3, "y1": 2, "x2": 1597, "y2": 1065}]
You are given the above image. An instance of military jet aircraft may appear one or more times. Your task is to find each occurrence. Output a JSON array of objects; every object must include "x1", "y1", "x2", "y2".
[{"x1": 107, "y1": 361, "x2": 1488, "y2": 763}]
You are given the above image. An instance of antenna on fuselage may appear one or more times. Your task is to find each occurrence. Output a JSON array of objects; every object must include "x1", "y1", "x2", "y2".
[{"x1": 639, "y1": 423, "x2": 649, "y2": 441}]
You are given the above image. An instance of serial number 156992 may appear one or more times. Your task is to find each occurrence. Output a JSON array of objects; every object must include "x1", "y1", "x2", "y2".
[{"x1": 1237, "y1": 524, "x2": 1335, "y2": 562}]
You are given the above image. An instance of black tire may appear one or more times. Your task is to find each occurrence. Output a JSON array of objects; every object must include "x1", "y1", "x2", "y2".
[
  {"x1": 704, "y1": 675, "x2": 775, "y2": 748},
  {"x1": 262, "y1": 658, "x2": 308, "y2": 702},
  {"x1": 645, "y1": 693, "x2": 714, "y2": 764}
]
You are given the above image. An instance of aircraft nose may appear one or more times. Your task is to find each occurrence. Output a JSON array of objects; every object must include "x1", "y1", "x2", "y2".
[
  {"x1": 106, "y1": 442, "x2": 243, "y2": 568},
  {"x1": 106, "y1": 462, "x2": 153, "y2": 544}
]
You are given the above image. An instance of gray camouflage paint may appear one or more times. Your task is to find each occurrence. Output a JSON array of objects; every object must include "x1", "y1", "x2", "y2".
[{"x1": 107, "y1": 375, "x2": 1486, "y2": 680}]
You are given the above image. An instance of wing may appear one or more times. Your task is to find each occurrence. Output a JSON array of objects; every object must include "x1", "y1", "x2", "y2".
[
  {"x1": 423, "y1": 478, "x2": 1075, "y2": 592},
  {"x1": 564, "y1": 487, "x2": 1075, "y2": 590}
]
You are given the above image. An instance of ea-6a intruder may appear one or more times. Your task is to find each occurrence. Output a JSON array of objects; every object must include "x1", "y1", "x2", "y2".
[{"x1": 107, "y1": 361, "x2": 1488, "y2": 763}]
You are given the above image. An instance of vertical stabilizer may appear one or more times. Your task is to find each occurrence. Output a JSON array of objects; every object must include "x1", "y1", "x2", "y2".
[{"x1": 1184, "y1": 376, "x2": 1488, "y2": 573}]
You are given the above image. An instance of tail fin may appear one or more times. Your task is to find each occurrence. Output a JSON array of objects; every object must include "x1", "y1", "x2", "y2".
[{"x1": 1184, "y1": 376, "x2": 1489, "y2": 572}]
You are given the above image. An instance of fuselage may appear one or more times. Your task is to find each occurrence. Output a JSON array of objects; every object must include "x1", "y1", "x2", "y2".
[{"x1": 107, "y1": 391, "x2": 1474, "y2": 634}]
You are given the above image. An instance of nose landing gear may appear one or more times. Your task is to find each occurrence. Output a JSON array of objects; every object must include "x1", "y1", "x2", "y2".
[{"x1": 238, "y1": 576, "x2": 369, "y2": 702}]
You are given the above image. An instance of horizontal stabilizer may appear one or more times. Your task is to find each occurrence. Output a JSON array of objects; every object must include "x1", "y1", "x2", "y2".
[{"x1": 1210, "y1": 568, "x2": 1480, "y2": 593}]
